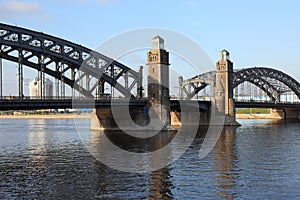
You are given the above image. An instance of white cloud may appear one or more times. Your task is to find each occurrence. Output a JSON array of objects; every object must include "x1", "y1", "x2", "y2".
[{"x1": 0, "y1": 0, "x2": 49, "y2": 20}]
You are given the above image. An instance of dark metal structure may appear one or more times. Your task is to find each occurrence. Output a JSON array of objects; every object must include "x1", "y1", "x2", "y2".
[
  {"x1": 0, "y1": 98, "x2": 149, "y2": 110},
  {"x1": 0, "y1": 98, "x2": 212, "y2": 111},
  {"x1": 0, "y1": 23, "x2": 300, "y2": 111},
  {"x1": 181, "y1": 67, "x2": 300, "y2": 102},
  {"x1": 0, "y1": 23, "x2": 142, "y2": 99}
]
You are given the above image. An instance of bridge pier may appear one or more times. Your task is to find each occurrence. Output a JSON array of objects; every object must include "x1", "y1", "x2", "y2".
[
  {"x1": 170, "y1": 109, "x2": 211, "y2": 126},
  {"x1": 91, "y1": 36, "x2": 172, "y2": 131},
  {"x1": 215, "y1": 50, "x2": 240, "y2": 126},
  {"x1": 91, "y1": 106, "x2": 150, "y2": 131},
  {"x1": 270, "y1": 108, "x2": 300, "y2": 119},
  {"x1": 147, "y1": 36, "x2": 171, "y2": 128}
]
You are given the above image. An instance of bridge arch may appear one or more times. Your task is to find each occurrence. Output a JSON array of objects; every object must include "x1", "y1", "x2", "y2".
[
  {"x1": 233, "y1": 67, "x2": 300, "y2": 102},
  {"x1": 181, "y1": 67, "x2": 300, "y2": 102},
  {"x1": 0, "y1": 23, "x2": 141, "y2": 98}
]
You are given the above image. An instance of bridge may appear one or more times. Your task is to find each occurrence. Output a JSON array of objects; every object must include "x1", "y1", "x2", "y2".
[{"x1": 1, "y1": 23, "x2": 300, "y2": 129}]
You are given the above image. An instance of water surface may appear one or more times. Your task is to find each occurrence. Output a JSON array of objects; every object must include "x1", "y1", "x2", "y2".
[{"x1": 0, "y1": 118, "x2": 299, "y2": 199}]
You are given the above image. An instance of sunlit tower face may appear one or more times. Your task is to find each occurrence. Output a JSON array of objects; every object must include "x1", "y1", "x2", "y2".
[{"x1": 147, "y1": 36, "x2": 170, "y2": 125}]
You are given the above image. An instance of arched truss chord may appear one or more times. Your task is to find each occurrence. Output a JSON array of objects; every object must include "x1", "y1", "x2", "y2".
[
  {"x1": 243, "y1": 77, "x2": 281, "y2": 102},
  {"x1": 180, "y1": 67, "x2": 300, "y2": 101},
  {"x1": 180, "y1": 71, "x2": 215, "y2": 99},
  {"x1": 0, "y1": 23, "x2": 142, "y2": 98},
  {"x1": 233, "y1": 67, "x2": 300, "y2": 101}
]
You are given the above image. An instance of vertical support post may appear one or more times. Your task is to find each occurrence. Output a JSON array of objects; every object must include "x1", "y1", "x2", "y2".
[
  {"x1": 97, "y1": 79, "x2": 105, "y2": 99},
  {"x1": 60, "y1": 63, "x2": 65, "y2": 99},
  {"x1": 0, "y1": 58, "x2": 2, "y2": 99},
  {"x1": 86, "y1": 74, "x2": 90, "y2": 91},
  {"x1": 124, "y1": 72, "x2": 128, "y2": 90},
  {"x1": 18, "y1": 50, "x2": 23, "y2": 99},
  {"x1": 38, "y1": 55, "x2": 44, "y2": 99},
  {"x1": 42, "y1": 70, "x2": 45, "y2": 99},
  {"x1": 55, "y1": 78, "x2": 59, "y2": 99},
  {"x1": 187, "y1": 84, "x2": 191, "y2": 96},
  {"x1": 178, "y1": 76, "x2": 183, "y2": 100},
  {"x1": 137, "y1": 66, "x2": 143, "y2": 98},
  {"x1": 71, "y1": 68, "x2": 75, "y2": 98},
  {"x1": 55, "y1": 62, "x2": 59, "y2": 99},
  {"x1": 111, "y1": 65, "x2": 114, "y2": 98}
]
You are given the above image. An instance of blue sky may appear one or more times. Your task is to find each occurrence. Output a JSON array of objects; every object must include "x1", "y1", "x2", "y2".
[{"x1": 1, "y1": 0, "x2": 300, "y2": 95}]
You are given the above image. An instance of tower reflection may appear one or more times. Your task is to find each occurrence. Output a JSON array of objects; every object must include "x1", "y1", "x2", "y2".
[
  {"x1": 90, "y1": 130, "x2": 174, "y2": 199},
  {"x1": 214, "y1": 126, "x2": 238, "y2": 200}
]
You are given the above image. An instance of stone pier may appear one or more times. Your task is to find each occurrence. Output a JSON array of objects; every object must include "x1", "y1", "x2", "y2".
[{"x1": 215, "y1": 50, "x2": 240, "y2": 126}]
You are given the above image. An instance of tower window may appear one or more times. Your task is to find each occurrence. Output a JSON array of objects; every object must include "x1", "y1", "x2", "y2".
[
  {"x1": 152, "y1": 93, "x2": 155, "y2": 98},
  {"x1": 153, "y1": 67, "x2": 155, "y2": 73}
]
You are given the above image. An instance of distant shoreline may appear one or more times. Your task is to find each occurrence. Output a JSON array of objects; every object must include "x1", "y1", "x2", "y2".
[
  {"x1": 0, "y1": 113, "x2": 91, "y2": 119},
  {"x1": 0, "y1": 113, "x2": 286, "y2": 120},
  {"x1": 236, "y1": 113, "x2": 281, "y2": 119}
]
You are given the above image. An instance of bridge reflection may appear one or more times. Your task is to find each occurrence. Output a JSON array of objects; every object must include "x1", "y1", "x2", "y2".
[
  {"x1": 214, "y1": 127, "x2": 238, "y2": 200},
  {"x1": 86, "y1": 126, "x2": 242, "y2": 199}
]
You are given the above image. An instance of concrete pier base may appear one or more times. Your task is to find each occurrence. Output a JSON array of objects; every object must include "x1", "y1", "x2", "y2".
[
  {"x1": 270, "y1": 108, "x2": 300, "y2": 119},
  {"x1": 223, "y1": 115, "x2": 241, "y2": 126},
  {"x1": 91, "y1": 107, "x2": 150, "y2": 131}
]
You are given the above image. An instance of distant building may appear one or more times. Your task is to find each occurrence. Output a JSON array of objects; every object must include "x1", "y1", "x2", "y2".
[{"x1": 29, "y1": 77, "x2": 53, "y2": 99}]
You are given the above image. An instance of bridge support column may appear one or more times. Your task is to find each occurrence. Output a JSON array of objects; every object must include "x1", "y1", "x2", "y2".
[
  {"x1": 147, "y1": 36, "x2": 171, "y2": 129},
  {"x1": 215, "y1": 50, "x2": 240, "y2": 126},
  {"x1": 270, "y1": 108, "x2": 300, "y2": 119},
  {"x1": 91, "y1": 106, "x2": 150, "y2": 131},
  {"x1": 170, "y1": 108, "x2": 211, "y2": 126}
]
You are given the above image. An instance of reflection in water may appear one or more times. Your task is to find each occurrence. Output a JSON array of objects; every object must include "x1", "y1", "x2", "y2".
[
  {"x1": 90, "y1": 130, "x2": 175, "y2": 199},
  {"x1": 148, "y1": 133, "x2": 173, "y2": 200},
  {"x1": 28, "y1": 119, "x2": 47, "y2": 160},
  {"x1": 0, "y1": 119, "x2": 300, "y2": 199},
  {"x1": 0, "y1": 119, "x2": 98, "y2": 199},
  {"x1": 149, "y1": 168, "x2": 173, "y2": 200},
  {"x1": 214, "y1": 127, "x2": 237, "y2": 200},
  {"x1": 87, "y1": 127, "x2": 198, "y2": 172}
]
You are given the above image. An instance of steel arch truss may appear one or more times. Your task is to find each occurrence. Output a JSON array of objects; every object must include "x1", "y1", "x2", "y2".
[
  {"x1": 181, "y1": 81, "x2": 208, "y2": 99},
  {"x1": 244, "y1": 77, "x2": 280, "y2": 102},
  {"x1": 180, "y1": 71, "x2": 215, "y2": 99},
  {"x1": 233, "y1": 67, "x2": 300, "y2": 101},
  {"x1": 181, "y1": 67, "x2": 300, "y2": 101},
  {"x1": 0, "y1": 23, "x2": 141, "y2": 98}
]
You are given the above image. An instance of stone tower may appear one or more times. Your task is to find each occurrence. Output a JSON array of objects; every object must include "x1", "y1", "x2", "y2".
[
  {"x1": 147, "y1": 36, "x2": 170, "y2": 126},
  {"x1": 215, "y1": 50, "x2": 239, "y2": 125}
]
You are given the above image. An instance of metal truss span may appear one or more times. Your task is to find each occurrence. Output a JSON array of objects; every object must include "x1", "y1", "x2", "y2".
[
  {"x1": 0, "y1": 23, "x2": 142, "y2": 98},
  {"x1": 233, "y1": 67, "x2": 300, "y2": 101},
  {"x1": 181, "y1": 67, "x2": 300, "y2": 101}
]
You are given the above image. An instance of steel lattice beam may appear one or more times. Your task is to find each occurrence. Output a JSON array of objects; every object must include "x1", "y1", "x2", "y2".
[
  {"x1": 0, "y1": 23, "x2": 141, "y2": 98},
  {"x1": 181, "y1": 67, "x2": 300, "y2": 101}
]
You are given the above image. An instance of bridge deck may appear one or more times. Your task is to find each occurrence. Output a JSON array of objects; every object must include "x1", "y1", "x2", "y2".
[
  {"x1": 0, "y1": 99, "x2": 212, "y2": 111},
  {"x1": 235, "y1": 101, "x2": 300, "y2": 109},
  {"x1": 0, "y1": 99, "x2": 299, "y2": 111}
]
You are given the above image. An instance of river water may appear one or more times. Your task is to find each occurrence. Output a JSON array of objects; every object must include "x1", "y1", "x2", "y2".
[{"x1": 0, "y1": 118, "x2": 299, "y2": 199}]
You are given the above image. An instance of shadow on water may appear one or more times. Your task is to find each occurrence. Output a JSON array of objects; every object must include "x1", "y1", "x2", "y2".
[
  {"x1": 89, "y1": 125, "x2": 239, "y2": 199},
  {"x1": 1, "y1": 119, "x2": 299, "y2": 199}
]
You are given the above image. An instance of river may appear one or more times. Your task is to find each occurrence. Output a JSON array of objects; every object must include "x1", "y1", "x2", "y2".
[{"x1": 0, "y1": 118, "x2": 299, "y2": 199}]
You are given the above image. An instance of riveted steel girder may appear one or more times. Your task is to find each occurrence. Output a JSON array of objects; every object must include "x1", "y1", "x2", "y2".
[
  {"x1": 181, "y1": 67, "x2": 300, "y2": 101},
  {"x1": 0, "y1": 23, "x2": 141, "y2": 98}
]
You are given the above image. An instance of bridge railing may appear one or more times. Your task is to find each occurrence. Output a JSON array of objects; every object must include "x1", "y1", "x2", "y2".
[
  {"x1": 170, "y1": 96, "x2": 212, "y2": 101},
  {"x1": 235, "y1": 98, "x2": 300, "y2": 104}
]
